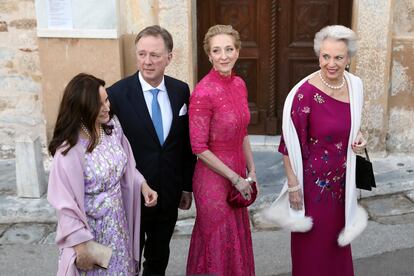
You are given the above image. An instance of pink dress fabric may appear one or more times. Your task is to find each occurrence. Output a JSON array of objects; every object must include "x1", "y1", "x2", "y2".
[
  {"x1": 186, "y1": 69, "x2": 255, "y2": 276},
  {"x1": 279, "y1": 81, "x2": 354, "y2": 276},
  {"x1": 48, "y1": 117, "x2": 144, "y2": 276}
]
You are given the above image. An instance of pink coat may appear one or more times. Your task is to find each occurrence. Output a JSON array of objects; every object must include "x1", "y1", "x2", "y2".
[{"x1": 47, "y1": 133, "x2": 144, "y2": 275}]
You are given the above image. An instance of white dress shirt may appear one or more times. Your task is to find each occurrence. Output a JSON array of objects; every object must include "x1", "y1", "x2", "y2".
[{"x1": 139, "y1": 72, "x2": 172, "y2": 141}]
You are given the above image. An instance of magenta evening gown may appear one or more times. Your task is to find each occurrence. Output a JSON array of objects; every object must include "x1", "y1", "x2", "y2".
[
  {"x1": 279, "y1": 81, "x2": 354, "y2": 276},
  {"x1": 186, "y1": 69, "x2": 255, "y2": 276}
]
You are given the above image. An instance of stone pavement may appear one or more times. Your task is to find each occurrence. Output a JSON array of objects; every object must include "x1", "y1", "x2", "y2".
[{"x1": 1, "y1": 139, "x2": 414, "y2": 274}]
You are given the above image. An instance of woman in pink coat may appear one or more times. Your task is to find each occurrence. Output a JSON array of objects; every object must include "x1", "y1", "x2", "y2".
[{"x1": 47, "y1": 73, "x2": 157, "y2": 275}]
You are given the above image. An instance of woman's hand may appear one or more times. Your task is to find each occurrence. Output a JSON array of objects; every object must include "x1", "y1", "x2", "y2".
[
  {"x1": 74, "y1": 242, "x2": 96, "y2": 271},
  {"x1": 141, "y1": 182, "x2": 158, "y2": 207},
  {"x1": 247, "y1": 170, "x2": 257, "y2": 182},
  {"x1": 234, "y1": 176, "x2": 253, "y2": 200},
  {"x1": 247, "y1": 170, "x2": 259, "y2": 196},
  {"x1": 287, "y1": 178, "x2": 303, "y2": 210},
  {"x1": 289, "y1": 190, "x2": 303, "y2": 210},
  {"x1": 352, "y1": 131, "x2": 367, "y2": 154}
]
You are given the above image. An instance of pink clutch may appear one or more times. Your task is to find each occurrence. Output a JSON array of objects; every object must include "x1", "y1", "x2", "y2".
[{"x1": 227, "y1": 181, "x2": 258, "y2": 208}]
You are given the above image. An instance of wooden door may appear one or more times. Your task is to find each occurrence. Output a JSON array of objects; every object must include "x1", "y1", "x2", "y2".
[
  {"x1": 196, "y1": 0, "x2": 353, "y2": 135},
  {"x1": 275, "y1": 0, "x2": 353, "y2": 132}
]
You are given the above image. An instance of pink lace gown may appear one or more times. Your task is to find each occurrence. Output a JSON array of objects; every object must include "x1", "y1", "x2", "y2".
[
  {"x1": 186, "y1": 69, "x2": 255, "y2": 276},
  {"x1": 279, "y1": 81, "x2": 354, "y2": 276}
]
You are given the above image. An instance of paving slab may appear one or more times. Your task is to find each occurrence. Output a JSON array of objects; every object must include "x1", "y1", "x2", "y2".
[
  {"x1": 178, "y1": 203, "x2": 196, "y2": 220},
  {"x1": 0, "y1": 224, "x2": 9, "y2": 236},
  {"x1": 405, "y1": 189, "x2": 414, "y2": 202},
  {"x1": 0, "y1": 223, "x2": 54, "y2": 245},
  {"x1": 371, "y1": 155, "x2": 414, "y2": 173},
  {"x1": 0, "y1": 159, "x2": 16, "y2": 194},
  {"x1": 41, "y1": 230, "x2": 56, "y2": 245},
  {"x1": 360, "y1": 193, "x2": 414, "y2": 218},
  {"x1": 0, "y1": 195, "x2": 56, "y2": 224},
  {"x1": 373, "y1": 212, "x2": 414, "y2": 225},
  {"x1": 174, "y1": 218, "x2": 195, "y2": 236},
  {"x1": 253, "y1": 151, "x2": 285, "y2": 196}
]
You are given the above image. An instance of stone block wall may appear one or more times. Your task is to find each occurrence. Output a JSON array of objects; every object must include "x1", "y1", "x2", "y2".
[
  {"x1": 1, "y1": 0, "x2": 413, "y2": 158},
  {"x1": 122, "y1": 0, "x2": 196, "y2": 88},
  {"x1": 39, "y1": 38, "x2": 123, "y2": 140},
  {"x1": 0, "y1": 0, "x2": 45, "y2": 158},
  {"x1": 387, "y1": 0, "x2": 414, "y2": 153},
  {"x1": 353, "y1": 0, "x2": 393, "y2": 156}
]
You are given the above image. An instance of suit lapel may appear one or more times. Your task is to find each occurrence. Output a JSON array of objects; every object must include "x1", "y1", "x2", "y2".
[
  {"x1": 164, "y1": 77, "x2": 179, "y2": 146},
  {"x1": 126, "y1": 73, "x2": 160, "y2": 144}
]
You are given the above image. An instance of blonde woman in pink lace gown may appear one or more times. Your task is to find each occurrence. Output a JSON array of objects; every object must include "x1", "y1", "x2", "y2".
[{"x1": 186, "y1": 25, "x2": 256, "y2": 276}]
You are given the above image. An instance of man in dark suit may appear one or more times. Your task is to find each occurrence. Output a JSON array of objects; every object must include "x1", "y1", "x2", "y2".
[{"x1": 107, "y1": 25, "x2": 196, "y2": 276}]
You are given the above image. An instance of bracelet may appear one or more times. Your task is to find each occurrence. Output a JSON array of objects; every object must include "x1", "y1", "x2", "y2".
[
  {"x1": 245, "y1": 176, "x2": 254, "y2": 184},
  {"x1": 231, "y1": 175, "x2": 242, "y2": 186},
  {"x1": 287, "y1": 185, "x2": 301, "y2": 192}
]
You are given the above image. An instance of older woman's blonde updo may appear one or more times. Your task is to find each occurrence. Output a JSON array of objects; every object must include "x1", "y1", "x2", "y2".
[
  {"x1": 203, "y1": 24, "x2": 241, "y2": 56},
  {"x1": 314, "y1": 25, "x2": 358, "y2": 57}
]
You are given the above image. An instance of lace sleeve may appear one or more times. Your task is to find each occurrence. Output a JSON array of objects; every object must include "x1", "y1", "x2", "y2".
[{"x1": 189, "y1": 89, "x2": 213, "y2": 154}]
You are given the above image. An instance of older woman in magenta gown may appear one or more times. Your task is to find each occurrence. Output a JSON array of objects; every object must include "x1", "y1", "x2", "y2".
[
  {"x1": 186, "y1": 25, "x2": 256, "y2": 276},
  {"x1": 275, "y1": 25, "x2": 368, "y2": 276}
]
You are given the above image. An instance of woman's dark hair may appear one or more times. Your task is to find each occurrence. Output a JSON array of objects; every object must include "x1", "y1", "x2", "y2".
[{"x1": 48, "y1": 73, "x2": 113, "y2": 156}]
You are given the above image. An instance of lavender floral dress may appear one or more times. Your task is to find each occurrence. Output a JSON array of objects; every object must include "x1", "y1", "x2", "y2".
[{"x1": 79, "y1": 117, "x2": 134, "y2": 275}]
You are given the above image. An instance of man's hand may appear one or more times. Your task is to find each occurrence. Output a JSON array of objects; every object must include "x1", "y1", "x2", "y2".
[{"x1": 178, "y1": 191, "x2": 192, "y2": 210}]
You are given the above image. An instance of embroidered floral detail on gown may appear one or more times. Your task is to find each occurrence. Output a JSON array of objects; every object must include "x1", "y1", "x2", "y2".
[
  {"x1": 279, "y1": 81, "x2": 354, "y2": 276},
  {"x1": 186, "y1": 69, "x2": 255, "y2": 276},
  {"x1": 79, "y1": 117, "x2": 134, "y2": 275}
]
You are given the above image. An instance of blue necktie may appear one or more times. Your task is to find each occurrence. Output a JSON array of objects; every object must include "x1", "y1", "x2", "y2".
[{"x1": 150, "y1": 88, "x2": 164, "y2": 144}]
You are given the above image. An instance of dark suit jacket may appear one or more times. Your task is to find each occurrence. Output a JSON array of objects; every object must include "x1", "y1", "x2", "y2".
[{"x1": 107, "y1": 72, "x2": 196, "y2": 214}]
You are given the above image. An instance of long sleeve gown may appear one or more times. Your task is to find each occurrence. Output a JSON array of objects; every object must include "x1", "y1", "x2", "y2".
[{"x1": 186, "y1": 69, "x2": 255, "y2": 276}]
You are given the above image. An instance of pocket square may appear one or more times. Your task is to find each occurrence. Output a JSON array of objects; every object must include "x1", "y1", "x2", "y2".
[{"x1": 179, "y1": 103, "x2": 187, "y2": 116}]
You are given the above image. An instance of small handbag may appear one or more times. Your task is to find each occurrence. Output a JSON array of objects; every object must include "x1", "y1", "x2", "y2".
[
  {"x1": 227, "y1": 179, "x2": 258, "y2": 208},
  {"x1": 82, "y1": 240, "x2": 113, "y2": 269},
  {"x1": 356, "y1": 148, "x2": 376, "y2": 191}
]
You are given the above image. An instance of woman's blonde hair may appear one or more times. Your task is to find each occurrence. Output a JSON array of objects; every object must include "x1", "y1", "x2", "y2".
[{"x1": 203, "y1": 24, "x2": 241, "y2": 56}]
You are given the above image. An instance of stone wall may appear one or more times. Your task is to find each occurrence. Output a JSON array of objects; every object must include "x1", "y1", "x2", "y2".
[
  {"x1": 1, "y1": 0, "x2": 413, "y2": 158},
  {"x1": 387, "y1": 0, "x2": 414, "y2": 153},
  {"x1": 122, "y1": 0, "x2": 196, "y2": 88},
  {"x1": 39, "y1": 38, "x2": 124, "y2": 140},
  {"x1": 353, "y1": 0, "x2": 393, "y2": 156},
  {"x1": 0, "y1": 0, "x2": 45, "y2": 158},
  {"x1": 354, "y1": 0, "x2": 414, "y2": 154}
]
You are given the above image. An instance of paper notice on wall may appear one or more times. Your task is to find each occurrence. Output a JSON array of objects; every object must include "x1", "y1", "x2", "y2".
[{"x1": 47, "y1": 0, "x2": 73, "y2": 29}]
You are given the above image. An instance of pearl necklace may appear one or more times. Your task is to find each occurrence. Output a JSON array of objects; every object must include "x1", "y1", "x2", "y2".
[
  {"x1": 80, "y1": 123, "x2": 105, "y2": 143},
  {"x1": 318, "y1": 70, "x2": 345, "y2": 90}
]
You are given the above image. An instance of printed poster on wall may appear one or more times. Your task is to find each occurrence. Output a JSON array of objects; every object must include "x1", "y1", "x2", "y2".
[{"x1": 47, "y1": 0, "x2": 73, "y2": 29}]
